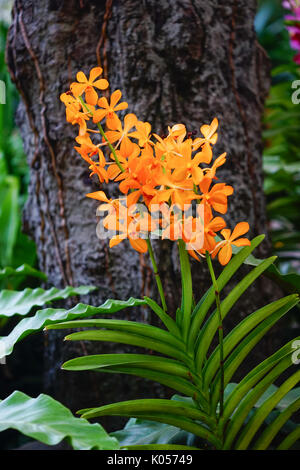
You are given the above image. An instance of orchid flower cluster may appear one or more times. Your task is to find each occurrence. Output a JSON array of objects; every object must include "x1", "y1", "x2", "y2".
[
  {"x1": 61, "y1": 67, "x2": 251, "y2": 266},
  {"x1": 283, "y1": 0, "x2": 300, "y2": 65}
]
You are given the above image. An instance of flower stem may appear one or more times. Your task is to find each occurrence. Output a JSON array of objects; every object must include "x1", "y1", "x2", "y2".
[
  {"x1": 146, "y1": 238, "x2": 167, "y2": 312},
  {"x1": 205, "y1": 251, "x2": 224, "y2": 419},
  {"x1": 78, "y1": 96, "x2": 124, "y2": 173}
]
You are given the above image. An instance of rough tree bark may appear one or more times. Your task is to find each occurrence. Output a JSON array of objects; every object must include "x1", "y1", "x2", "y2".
[{"x1": 6, "y1": 0, "x2": 276, "y2": 429}]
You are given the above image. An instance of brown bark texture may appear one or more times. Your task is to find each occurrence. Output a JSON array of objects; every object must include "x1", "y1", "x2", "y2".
[{"x1": 6, "y1": 0, "x2": 279, "y2": 429}]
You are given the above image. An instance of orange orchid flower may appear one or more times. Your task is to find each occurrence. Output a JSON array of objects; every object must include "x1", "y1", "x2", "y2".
[
  {"x1": 129, "y1": 121, "x2": 154, "y2": 148},
  {"x1": 105, "y1": 113, "x2": 138, "y2": 145},
  {"x1": 70, "y1": 67, "x2": 109, "y2": 105},
  {"x1": 217, "y1": 222, "x2": 251, "y2": 265},
  {"x1": 62, "y1": 66, "x2": 251, "y2": 262},
  {"x1": 199, "y1": 177, "x2": 234, "y2": 215},
  {"x1": 93, "y1": 90, "x2": 128, "y2": 128},
  {"x1": 107, "y1": 138, "x2": 140, "y2": 180}
]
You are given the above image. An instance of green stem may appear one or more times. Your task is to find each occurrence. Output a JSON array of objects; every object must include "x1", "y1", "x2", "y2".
[
  {"x1": 78, "y1": 96, "x2": 124, "y2": 173},
  {"x1": 206, "y1": 251, "x2": 224, "y2": 419},
  {"x1": 178, "y1": 240, "x2": 193, "y2": 342},
  {"x1": 146, "y1": 239, "x2": 167, "y2": 313}
]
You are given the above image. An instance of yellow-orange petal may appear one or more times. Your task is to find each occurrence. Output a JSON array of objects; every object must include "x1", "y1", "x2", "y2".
[
  {"x1": 85, "y1": 87, "x2": 98, "y2": 106},
  {"x1": 114, "y1": 102, "x2": 128, "y2": 112},
  {"x1": 93, "y1": 109, "x2": 107, "y2": 123},
  {"x1": 188, "y1": 250, "x2": 201, "y2": 261},
  {"x1": 76, "y1": 71, "x2": 88, "y2": 83},
  {"x1": 129, "y1": 237, "x2": 148, "y2": 253},
  {"x1": 123, "y1": 113, "x2": 138, "y2": 132},
  {"x1": 110, "y1": 89, "x2": 122, "y2": 107},
  {"x1": 106, "y1": 114, "x2": 121, "y2": 130},
  {"x1": 70, "y1": 82, "x2": 86, "y2": 97},
  {"x1": 209, "y1": 217, "x2": 226, "y2": 233},
  {"x1": 232, "y1": 238, "x2": 251, "y2": 247},
  {"x1": 105, "y1": 130, "x2": 121, "y2": 144},
  {"x1": 230, "y1": 222, "x2": 250, "y2": 241},
  {"x1": 110, "y1": 235, "x2": 126, "y2": 248},
  {"x1": 218, "y1": 243, "x2": 232, "y2": 265},
  {"x1": 97, "y1": 96, "x2": 109, "y2": 109},
  {"x1": 85, "y1": 191, "x2": 109, "y2": 202},
  {"x1": 89, "y1": 67, "x2": 103, "y2": 82},
  {"x1": 220, "y1": 228, "x2": 231, "y2": 241},
  {"x1": 93, "y1": 78, "x2": 109, "y2": 90},
  {"x1": 201, "y1": 142, "x2": 213, "y2": 164}
]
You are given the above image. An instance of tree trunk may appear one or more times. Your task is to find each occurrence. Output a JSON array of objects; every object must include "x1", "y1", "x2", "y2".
[{"x1": 6, "y1": 0, "x2": 274, "y2": 429}]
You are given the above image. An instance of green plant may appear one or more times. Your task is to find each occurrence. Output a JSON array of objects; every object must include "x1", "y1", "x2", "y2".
[
  {"x1": 0, "y1": 21, "x2": 35, "y2": 276},
  {"x1": 0, "y1": 264, "x2": 118, "y2": 450},
  {"x1": 42, "y1": 237, "x2": 299, "y2": 450},
  {"x1": 256, "y1": 0, "x2": 300, "y2": 276}
]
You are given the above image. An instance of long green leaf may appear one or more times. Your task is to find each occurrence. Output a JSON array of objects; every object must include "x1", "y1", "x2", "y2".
[
  {"x1": 235, "y1": 371, "x2": 300, "y2": 449},
  {"x1": 0, "y1": 264, "x2": 47, "y2": 282},
  {"x1": 0, "y1": 285, "x2": 96, "y2": 317},
  {"x1": 277, "y1": 427, "x2": 300, "y2": 450},
  {"x1": 221, "y1": 338, "x2": 299, "y2": 425},
  {"x1": 80, "y1": 402, "x2": 220, "y2": 448},
  {"x1": 64, "y1": 329, "x2": 189, "y2": 363},
  {"x1": 78, "y1": 399, "x2": 215, "y2": 428},
  {"x1": 223, "y1": 356, "x2": 295, "y2": 449},
  {"x1": 203, "y1": 295, "x2": 298, "y2": 388},
  {"x1": 0, "y1": 391, "x2": 119, "y2": 450},
  {"x1": 46, "y1": 318, "x2": 184, "y2": 352},
  {"x1": 143, "y1": 296, "x2": 181, "y2": 338},
  {"x1": 86, "y1": 365, "x2": 204, "y2": 402},
  {"x1": 0, "y1": 298, "x2": 146, "y2": 359},
  {"x1": 62, "y1": 353, "x2": 189, "y2": 379},
  {"x1": 253, "y1": 397, "x2": 300, "y2": 449},
  {"x1": 189, "y1": 235, "x2": 265, "y2": 346},
  {"x1": 210, "y1": 297, "x2": 299, "y2": 409},
  {"x1": 195, "y1": 256, "x2": 277, "y2": 371}
]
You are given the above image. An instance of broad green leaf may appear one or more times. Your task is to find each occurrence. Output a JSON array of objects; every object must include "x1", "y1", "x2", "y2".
[
  {"x1": 0, "y1": 297, "x2": 146, "y2": 359},
  {"x1": 111, "y1": 417, "x2": 198, "y2": 447},
  {"x1": 0, "y1": 285, "x2": 97, "y2": 317},
  {"x1": 0, "y1": 264, "x2": 47, "y2": 282},
  {"x1": 0, "y1": 391, "x2": 119, "y2": 450}
]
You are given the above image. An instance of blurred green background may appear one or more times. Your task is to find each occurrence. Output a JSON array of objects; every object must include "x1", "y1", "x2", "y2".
[{"x1": 0, "y1": 0, "x2": 36, "y2": 289}]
